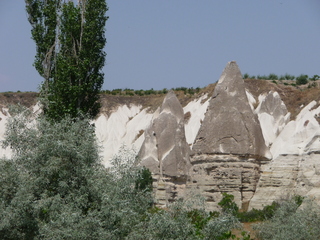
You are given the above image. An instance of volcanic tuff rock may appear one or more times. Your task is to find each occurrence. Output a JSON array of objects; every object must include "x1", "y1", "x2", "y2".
[
  {"x1": 255, "y1": 91, "x2": 290, "y2": 148},
  {"x1": 249, "y1": 153, "x2": 320, "y2": 210},
  {"x1": 139, "y1": 90, "x2": 191, "y2": 205},
  {"x1": 192, "y1": 61, "x2": 271, "y2": 159},
  {"x1": 2, "y1": 62, "x2": 320, "y2": 210},
  {"x1": 187, "y1": 61, "x2": 271, "y2": 210}
]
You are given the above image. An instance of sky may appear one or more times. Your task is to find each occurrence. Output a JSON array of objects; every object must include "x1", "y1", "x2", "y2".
[{"x1": 0, "y1": 1, "x2": 319, "y2": 92}]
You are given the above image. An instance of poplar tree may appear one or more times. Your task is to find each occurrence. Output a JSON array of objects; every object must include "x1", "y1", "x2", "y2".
[{"x1": 25, "y1": 0, "x2": 108, "y2": 120}]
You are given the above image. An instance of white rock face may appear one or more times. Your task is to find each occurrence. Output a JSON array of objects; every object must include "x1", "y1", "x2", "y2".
[
  {"x1": 94, "y1": 105, "x2": 153, "y2": 167},
  {"x1": 183, "y1": 94, "x2": 210, "y2": 147},
  {"x1": 249, "y1": 99, "x2": 320, "y2": 209},
  {"x1": 270, "y1": 101, "x2": 320, "y2": 159},
  {"x1": 246, "y1": 90, "x2": 256, "y2": 111},
  {"x1": 0, "y1": 108, "x2": 12, "y2": 159},
  {"x1": 255, "y1": 91, "x2": 290, "y2": 148}
]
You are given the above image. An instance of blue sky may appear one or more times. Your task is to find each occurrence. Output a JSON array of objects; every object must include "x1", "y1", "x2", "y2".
[{"x1": 0, "y1": 1, "x2": 319, "y2": 92}]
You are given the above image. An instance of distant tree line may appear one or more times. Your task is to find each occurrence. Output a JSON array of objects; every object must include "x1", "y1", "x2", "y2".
[
  {"x1": 243, "y1": 73, "x2": 320, "y2": 86},
  {"x1": 101, "y1": 87, "x2": 202, "y2": 96}
]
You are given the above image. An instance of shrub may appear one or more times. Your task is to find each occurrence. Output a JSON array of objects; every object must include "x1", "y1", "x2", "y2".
[
  {"x1": 296, "y1": 74, "x2": 309, "y2": 85},
  {"x1": 285, "y1": 73, "x2": 295, "y2": 80},
  {"x1": 254, "y1": 198, "x2": 320, "y2": 240},
  {"x1": 0, "y1": 108, "x2": 153, "y2": 239},
  {"x1": 135, "y1": 167, "x2": 153, "y2": 192},
  {"x1": 310, "y1": 74, "x2": 320, "y2": 81},
  {"x1": 268, "y1": 73, "x2": 278, "y2": 80},
  {"x1": 218, "y1": 193, "x2": 239, "y2": 215},
  {"x1": 243, "y1": 73, "x2": 249, "y2": 79},
  {"x1": 257, "y1": 75, "x2": 268, "y2": 80}
]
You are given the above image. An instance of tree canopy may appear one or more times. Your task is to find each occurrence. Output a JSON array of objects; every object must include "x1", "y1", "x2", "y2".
[{"x1": 25, "y1": 0, "x2": 108, "y2": 120}]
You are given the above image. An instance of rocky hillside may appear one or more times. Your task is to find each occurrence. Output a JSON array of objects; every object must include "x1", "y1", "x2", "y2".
[{"x1": 1, "y1": 62, "x2": 320, "y2": 211}]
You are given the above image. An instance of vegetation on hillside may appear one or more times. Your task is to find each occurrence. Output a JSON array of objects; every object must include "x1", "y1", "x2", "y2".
[
  {"x1": 243, "y1": 73, "x2": 320, "y2": 87},
  {"x1": 0, "y1": 107, "x2": 240, "y2": 239}
]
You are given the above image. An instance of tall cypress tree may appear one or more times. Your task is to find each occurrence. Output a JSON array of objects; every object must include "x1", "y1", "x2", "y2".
[{"x1": 26, "y1": 0, "x2": 108, "y2": 120}]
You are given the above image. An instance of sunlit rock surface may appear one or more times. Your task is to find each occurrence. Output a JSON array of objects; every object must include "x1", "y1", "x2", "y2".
[
  {"x1": 193, "y1": 61, "x2": 270, "y2": 158},
  {"x1": 255, "y1": 91, "x2": 290, "y2": 148},
  {"x1": 139, "y1": 91, "x2": 191, "y2": 205},
  {"x1": 187, "y1": 61, "x2": 270, "y2": 210},
  {"x1": 1, "y1": 61, "x2": 320, "y2": 210}
]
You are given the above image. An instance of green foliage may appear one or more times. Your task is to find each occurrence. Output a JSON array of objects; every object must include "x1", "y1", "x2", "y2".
[
  {"x1": 187, "y1": 209, "x2": 212, "y2": 236},
  {"x1": 0, "y1": 108, "x2": 153, "y2": 239},
  {"x1": 0, "y1": 108, "x2": 253, "y2": 239},
  {"x1": 26, "y1": 0, "x2": 108, "y2": 121},
  {"x1": 243, "y1": 73, "x2": 249, "y2": 79},
  {"x1": 254, "y1": 198, "x2": 320, "y2": 240},
  {"x1": 135, "y1": 167, "x2": 153, "y2": 192},
  {"x1": 296, "y1": 74, "x2": 309, "y2": 85},
  {"x1": 279, "y1": 75, "x2": 285, "y2": 80},
  {"x1": 268, "y1": 73, "x2": 278, "y2": 80},
  {"x1": 101, "y1": 87, "x2": 202, "y2": 96},
  {"x1": 128, "y1": 197, "x2": 241, "y2": 240},
  {"x1": 310, "y1": 74, "x2": 320, "y2": 81},
  {"x1": 257, "y1": 75, "x2": 268, "y2": 80},
  {"x1": 237, "y1": 201, "x2": 280, "y2": 222},
  {"x1": 285, "y1": 73, "x2": 295, "y2": 80},
  {"x1": 218, "y1": 193, "x2": 239, "y2": 215}
]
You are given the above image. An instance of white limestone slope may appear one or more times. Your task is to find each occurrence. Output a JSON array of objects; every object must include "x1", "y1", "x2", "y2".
[
  {"x1": 0, "y1": 96, "x2": 209, "y2": 167},
  {"x1": 94, "y1": 95, "x2": 210, "y2": 167},
  {"x1": 183, "y1": 94, "x2": 210, "y2": 146},
  {"x1": 255, "y1": 91, "x2": 290, "y2": 149},
  {"x1": 270, "y1": 101, "x2": 320, "y2": 159},
  {"x1": 0, "y1": 108, "x2": 12, "y2": 159},
  {"x1": 249, "y1": 97, "x2": 320, "y2": 210},
  {"x1": 94, "y1": 105, "x2": 153, "y2": 167},
  {"x1": 245, "y1": 90, "x2": 256, "y2": 111}
]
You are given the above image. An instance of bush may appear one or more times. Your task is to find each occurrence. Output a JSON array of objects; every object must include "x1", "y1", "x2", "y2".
[
  {"x1": 0, "y1": 107, "x2": 252, "y2": 239},
  {"x1": 0, "y1": 108, "x2": 153, "y2": 239},
  {"x1": 218, "y1": 193, "x2": 239, "y2": 216},
  {"x1": 254, "y1": 198, "x2": 320, "y2": 240},
  {"x1": 296, "y1": 74, "x2": 309, "y2": 85},
  {"x1": 243, "y1": 73, "x2": 249, "y2": 79},
  {"x1": 268, "y1": 73, "x2": 278, "y2": 80},
  {"x1": 285, "y1": 73, "x2": 295, "y2": 80},
  {"x1": 310, "y1": 74, "x2": 320, "y2": 81},
  {"x1": 257, "y1": 75, "x2": 268, "y2": 80}
]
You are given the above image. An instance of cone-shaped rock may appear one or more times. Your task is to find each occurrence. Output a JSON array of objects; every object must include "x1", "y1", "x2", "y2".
[
  {"x1": 193, "y1": 61, "x2": 270, "y2": 159},
  {"x1": 139, "y1": 90, "x2": 191, "y2": 177}
]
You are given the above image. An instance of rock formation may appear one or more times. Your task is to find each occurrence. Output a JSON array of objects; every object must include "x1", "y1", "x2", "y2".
[
  {"x1": 2, "y1": 61, "x2": 320, "y2": 211},
  {"x1": 139, "y1": 90, "x2": 191, "y2": 205},
  {"x1": 192, "y1": 61, "x2": 270, "y2": 158},
  {"x1": 255, "y1": 91, "x2": 290, "y2": 148},
  {"x1": 188, "y1": 61, "x2": 271, "y2": 210},
  {"x1": 249, "y1": 101, "x2": 320, "y2": 210}
]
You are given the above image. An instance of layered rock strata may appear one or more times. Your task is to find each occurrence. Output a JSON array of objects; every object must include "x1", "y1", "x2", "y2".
[
  {"x1": 139, "y1": 91, "x2": 191, "y2": 205},
  {"x1": 249, "y1": 101, "x2": 320, "y2": 210},
  {"x1": 249, "y1": 153, "x2": 320, "y2": 210},
  {"x1": 189, "y1": 61, "x2": 271, "y2": 211}
]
